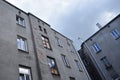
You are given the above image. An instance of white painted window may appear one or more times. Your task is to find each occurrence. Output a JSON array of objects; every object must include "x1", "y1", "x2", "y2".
[
  {"x1": 16, "y1": 15, "x2": 25, "y2": 26},
  {"x1": 111, "y1": 29, "x2": 120, "y2": 39},
  {"x1": 92, "y1": 43, "x2": 101, "y2": 53},
  {"x1": 17, "y1": 36, "x2": 28, "y2": 51},
  {"x1": 19, "y1": 66, "x2": 31, "y2": 80}
]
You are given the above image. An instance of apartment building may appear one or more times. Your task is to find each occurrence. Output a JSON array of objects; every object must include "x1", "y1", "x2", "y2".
[
  {"x1": 0, "y1": 0, "x2": 90, "y2": 80},
  {"x1": 78, "y1": 14, "x2": 120, "y2": 80}
]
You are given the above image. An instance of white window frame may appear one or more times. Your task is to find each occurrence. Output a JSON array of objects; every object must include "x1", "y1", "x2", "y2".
[
  {"x1": 19, "y1": 66, "x2": 32, "y2": 80},
  {"x1": 92, "y1": 43, "x2": 101, "y2": 53},
  {"x1": 16, "y1": 15, "x2": 25, "y2": 26},
  {"x1": 17, "y1": 36, "x2": 28, "y2": 51},
  {"x1": 111, "y1": 29, "x2": 120, "y2": 39}
]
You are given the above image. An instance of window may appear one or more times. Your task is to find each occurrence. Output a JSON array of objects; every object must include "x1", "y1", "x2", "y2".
[
  {"x1": 47, "y1": 57, "x2": 59, "y2": 75},
  {"x1": 43, "y1": 28, "x2": 47, "y2": 34},
  {"x1": 69, "y1": 77, "x2": 75, "y2": 80},
  {"x1": 92, "y1": 43, "x2": 101, "y2": 53},
  {"x1": 39, "y1": 26, "x2": 42, "y2": 31},
  {"x1": 61, "y1": 54, "x2": 70, "y2": 67},
  {"x1": 19, "y1": 66, "x2": 32, "y2": 80},
  {"x1": 101, "y1": 57, "x2": 112, "y2": 69},
  {"x1": 67, "y1": 40, "x2": 75, "y2": 53},
  {"x1": 55, "y1": 37, "x2": 62, "y2": 47},
  {"x1": 74, "y1": 60, "x2": 82, "y2": 71},
  {"x1": 41, "y1": 35, "x2": 51, "y2": 49},
  {"x1": 16, "y1": 15, "x2": 25, "y2": 26},
  {"x1": 17, "y1": 36, "x2": 28, "y2": 51},
  {"x1": 111, "y1": 29, "x2": 120, "y2": 39}
]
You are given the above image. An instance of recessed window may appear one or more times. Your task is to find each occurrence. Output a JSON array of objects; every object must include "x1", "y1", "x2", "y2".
[
  {"x1": 101, "y1": 57, "x2": 112, "y2": 69},
  {"x1": 19, "y1": 66, "x2": 32, "y2": 80},
  {"x1": 39, "y1": 26, "x2": 42, "y2": 31},
  {"x1": 55, "y1": 37, "x2": 63, "y2": 47},
  {"x1": 92, "y1": 43, "x2": 101, "y2": 53},
  {"x1": 41, "y1": 35, "x2": 51, "y2": 49},
  {"x1": 110, "y1": 29, "x2": 120, "y2": 39},
  {"x1": 74, "y1": 60, "x2": 82, "y2": 71},
  {"x1": 43, "y1": 28, "x2": 47, "y2": 34},
  {"x1": 17, "y1": 36, "x2": 28, "y2": 51},
  {"x1": 16, "y1": 15, "x2": 25, "y2": 26},
  {"x1": 67, "y1": 40, "x2": 75, "y2": 53},
  {"x1": 47, "y1": 57, "x2": 59, "y2": 75},
  {"x1": 61, "y1": 54, "x2": 70, "y2": 67},
  {"x1": 69, "y1": 77, "x2": 75, "y2": 80}
]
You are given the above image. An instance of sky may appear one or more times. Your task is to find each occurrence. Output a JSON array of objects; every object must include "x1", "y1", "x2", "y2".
[{"x1": 7, "y1": 0, "x2": 120, "y2": 50}]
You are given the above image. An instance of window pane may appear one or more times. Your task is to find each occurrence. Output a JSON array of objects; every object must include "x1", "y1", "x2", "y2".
[
  {"x1": 26, "y1": 74, "x2": 30, "y2": 80},
  {"x1": 92, "y1": 43, "x2": 101, "y2": 53},
  {"x1": 41, "y1": 36, "x2": 51, "y2": 49},
  {"x1": 19, "y1": 74, "x2": 25, "y2": 80},
  {"x1": 17, "y1": 36, "x2": 27, "y2": 51},
  {"x1": 47, "y1": 57, "x2": 59, "y2": 75}
]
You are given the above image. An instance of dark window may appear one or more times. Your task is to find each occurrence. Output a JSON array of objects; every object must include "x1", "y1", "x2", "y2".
[
  {"x1": 41, "y1": 35, "x2": 51, "y2": 49},
  {"x1": 111, "y1": 29, "x2": 120, "y2": 39},
  {"x1": 16, "y1": 15, "x2": 25, "y2": 26},
  {"x1": 17, "y1": 36, "x2": 28, "y2": 51},
  {"x1": 69, "y1": 77, "x2": 75, "y2": 80},
  {"x1": 47, "y1": 57, "x2": 59, "y2": 75},
  {"x1": 19, "y1": 66, "x2": 32, "y2": 80},
  {"x1": 101, "y1": 57, "x2": 112, "y2": 69},
  {"x1": 39, "y1": 26, "x2": 42, "y2": 31},
  {"x1": 61, "y1": 54, "x2": 70, "y2": 67},
  {"x1": 43, "y1": 28, "x2": 47, "y2": 34},
  {"x1": 92, "y1": 43, "x2": 101, "y2": 53}
]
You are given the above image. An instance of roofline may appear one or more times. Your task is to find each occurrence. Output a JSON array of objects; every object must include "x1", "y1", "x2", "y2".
[
  {"x1": 3, "y1": 0, "x2": 50, "y2": 27},
  {"x1": 82, "y1": 14, "x2": 120, "y2": 45},
  {"x1": 3, "y1": 0, "x2": 28, "y2": 15},
  {"x1": 51, "y1": 28, "x2": 73, "y2": 42},
  {"x1": 28, "y1": 13, "x2": 51, "y2": 27}
]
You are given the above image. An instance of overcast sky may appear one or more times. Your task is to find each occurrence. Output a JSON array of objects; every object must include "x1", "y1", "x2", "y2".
[{"x1": 7, "y1": 0, "x2": 120, "y2": 50}]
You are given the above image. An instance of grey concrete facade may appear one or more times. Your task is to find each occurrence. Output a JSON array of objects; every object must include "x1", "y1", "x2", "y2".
[
  {"x1": 0, "y1": 0, "x2": 90, "y2": 80},
  {"x1": 79, "y1": 14, "x2": 120, "y2": 80}
]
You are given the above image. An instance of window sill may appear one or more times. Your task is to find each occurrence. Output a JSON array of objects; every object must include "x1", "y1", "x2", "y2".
[
  {"x1": 115, "y1": 36, "x2": 120, "y2": 40},
  {"x1": 18, "y1": 49, "x2": 29, "y2": 53},
  {"x1": 96, "y1": 50, "x2": 102, "y2": 54},
  {"x1": 16, "y1": 23, "x2": 25, "y2": 28},
  {"x1": 58, "y1": 45, "x2": 63, "y2": 48},
  {"x1": 66, "y1": 65, "x2": 71, "y2": 68},
  {"x1": 44, "y1": 47, "x2": 52, "y2": 51}
]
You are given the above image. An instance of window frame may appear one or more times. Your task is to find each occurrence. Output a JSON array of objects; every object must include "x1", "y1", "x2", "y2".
[
  {"x1": 101, "y1": 57, "x2": 112, "y2": 69},
  {"x1": 47, "y1": 56, "x2": 59, "y2": 75},
  {"x1": 61, "y1": 54, "x2": 70, "y2": 68},
  {"x1": 19, "y1": 65, "x2": 32, "y2": 80},
  {"x1": 92, "y1": 43, "x2": 101, "y2": 53},
  {"x1": 16, "y1": 15, "x2": 25, "y2": 27},
  {"x1": 41, "y1": 35, "x2": 51, "y2": 50},
  {"x1": 110, "y1": 29, "x2": 120, "y2": 40},
  {"x1": 55, "y1": 36, "x2": 63, "y2": 47},
  {"x1": 17, "y1": 36, "x2": 28, "y2": 52}
]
